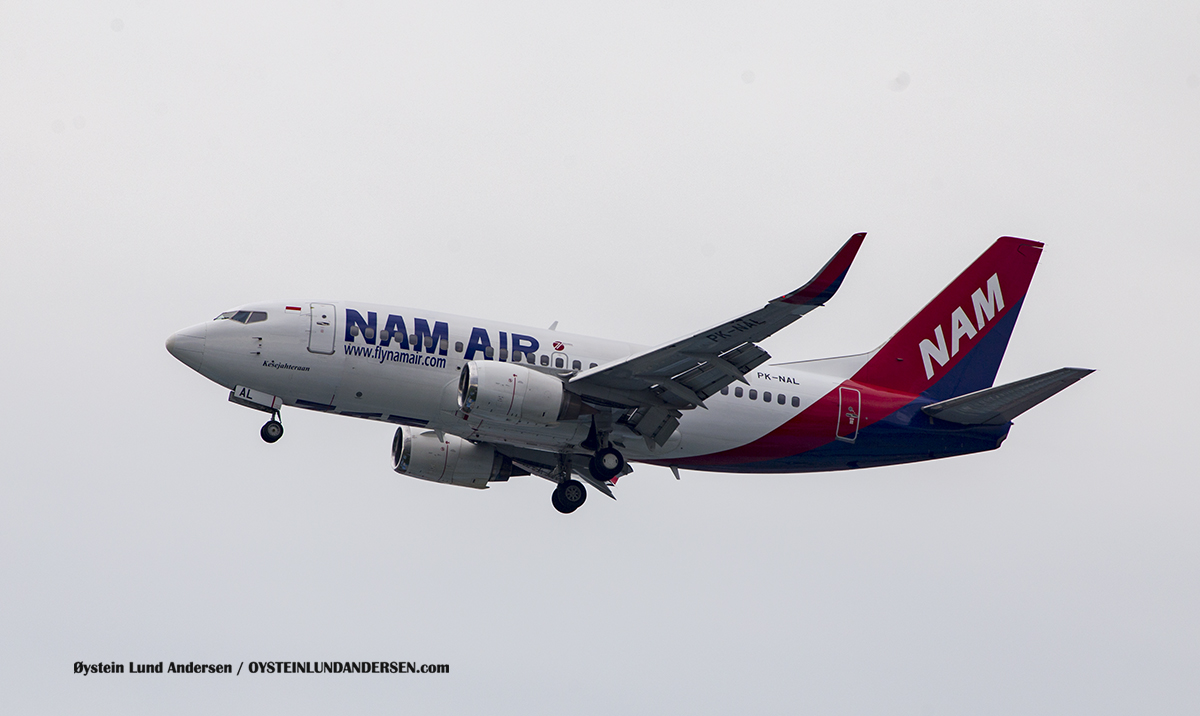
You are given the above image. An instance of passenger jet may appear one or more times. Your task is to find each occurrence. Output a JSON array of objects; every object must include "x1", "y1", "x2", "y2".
[{"x1": 166, "y1": 235, "x2": 1091, "y2": 514}]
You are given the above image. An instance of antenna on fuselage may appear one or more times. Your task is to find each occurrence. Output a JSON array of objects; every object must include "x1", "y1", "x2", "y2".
[{"x1": 548, "y1": 321, "x2": 558, "y2": 330}]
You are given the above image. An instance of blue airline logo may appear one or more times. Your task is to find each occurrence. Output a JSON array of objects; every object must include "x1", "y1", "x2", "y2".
[
  {"x1": 345, "y1": 309, "x2": 448, "y2": 355},
  {"x1": 343, "y1": 309, "x2": 540, "y2": 362}
]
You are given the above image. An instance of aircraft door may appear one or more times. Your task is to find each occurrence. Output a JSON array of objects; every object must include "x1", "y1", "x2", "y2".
[
  {"x1": 308, "y1": 303, "x2": 336, "y2": 354},
  {"x1": 835, "y1": 386, "x2": 861, "y2": 443}
]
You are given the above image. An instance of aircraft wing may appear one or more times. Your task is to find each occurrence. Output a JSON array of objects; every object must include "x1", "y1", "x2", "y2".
[{"x1": 568, "y1": 233, "x2": 865, "y2": 445}]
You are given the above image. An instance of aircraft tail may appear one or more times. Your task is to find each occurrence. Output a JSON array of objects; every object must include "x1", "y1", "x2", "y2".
[{"x1": 854, "y1": 237, "x2": 1044, "y2": 401}]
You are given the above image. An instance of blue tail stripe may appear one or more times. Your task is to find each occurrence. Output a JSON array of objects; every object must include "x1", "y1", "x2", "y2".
[{"x1": 921, "y1": 296, "x2": 1025, "y2": 402}]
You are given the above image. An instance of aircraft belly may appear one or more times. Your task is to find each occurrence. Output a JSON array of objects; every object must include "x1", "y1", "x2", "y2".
[{"x1": 699, "y1": 414, "x2": 1011, "y2": 473}]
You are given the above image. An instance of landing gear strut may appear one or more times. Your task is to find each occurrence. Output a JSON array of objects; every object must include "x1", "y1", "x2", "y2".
[
  {"x1": 589, "y1": 446, "x2": 625, "y2": 481},
  {"x1": 260, "y1": 415, "x2": 284, "y2": 443},
  {"x1": 552, "y1": 479, "x2": 587, "y2": 514}
]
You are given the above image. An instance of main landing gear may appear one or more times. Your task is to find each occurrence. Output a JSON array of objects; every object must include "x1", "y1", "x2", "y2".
[
  {"x1": 551, "y1": 479, "x2": 587, "y2": 514},
  {"x1": 589, "y1": 446, "x2": 625, "y2": 482},
  {"x1": 550, "y1": 445, "x2": 626, "y2": 514},
  {"x1": 260, "y1": 414, "x2": 284, "y2": 443}
]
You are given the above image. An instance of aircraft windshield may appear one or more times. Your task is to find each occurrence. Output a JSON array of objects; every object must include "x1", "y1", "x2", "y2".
[{"x1": 214, "y1": 310, "x2": 268, "y2": 324}]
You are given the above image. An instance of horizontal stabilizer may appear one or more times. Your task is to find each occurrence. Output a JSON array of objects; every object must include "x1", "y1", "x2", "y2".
[{"x1": 921, "y1": 367, "x2": 1094, "y2": 425}]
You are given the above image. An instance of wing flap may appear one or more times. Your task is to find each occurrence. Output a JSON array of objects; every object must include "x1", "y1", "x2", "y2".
[
  {"x1": 670, "y1": 343, "x2": 771, "y2": 403},
  {"x1": 921, "y1": 367, "x2": 1094, "y2": 425}
]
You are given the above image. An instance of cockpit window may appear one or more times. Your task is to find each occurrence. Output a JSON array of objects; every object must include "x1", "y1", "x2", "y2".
[{"x1": 214, "y1": 310, "x2": 268, "y2": 324}]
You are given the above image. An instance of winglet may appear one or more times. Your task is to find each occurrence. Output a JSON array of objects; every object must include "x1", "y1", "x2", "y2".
[{"x1": 776, "y1": 232, "x2": 866, "y2": 306}]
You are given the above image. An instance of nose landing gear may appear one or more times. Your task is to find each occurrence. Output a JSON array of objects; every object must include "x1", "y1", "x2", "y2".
[{"x1": 260, "y1": 414, "x2": 284, "y2": 443}]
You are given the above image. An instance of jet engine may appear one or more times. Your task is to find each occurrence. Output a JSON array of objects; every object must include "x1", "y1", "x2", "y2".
[
  {"x1": 391, "y1": 426, "x2": 517, "y2": 489},
  {"x1": 457, "y1": 361, "x2": 588, "y2": 424}
]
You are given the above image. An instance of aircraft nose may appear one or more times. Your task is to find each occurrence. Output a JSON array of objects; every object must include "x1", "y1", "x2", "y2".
[{"x1": 166, "y1": 324, "x2": 206, "y2": 372}]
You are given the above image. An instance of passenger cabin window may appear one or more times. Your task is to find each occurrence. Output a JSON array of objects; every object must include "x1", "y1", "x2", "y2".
[
  {"x1": 540, "y1": 355, "x2": 549, "y2": 366},
  {"x1": 763, "y1": 391, "x2": 771, "y2": 402},
  {"x1": 777, "y1": 393, "x2": 786, "y2": 405},
  {"x1": 513, "y1": 351, "x2": 523, "y2": 362},
  {"x1": 572, "y1": 360, "x2": 581, "y2": 370},
  {"x1": 555, "y1": 357, "x2": 564, "y2": 368},
  {"x1": 589, "y1": 363, "x2": 598, "y2": 369},
  {"x1": 364, "y1": 327, "x2": 375, "y2": 340},
  {"x1": 500, "y1": 348, "x2": 509, "y2": 360},
  {"x1": 735, "y1": 387, "x2": 744, "y2": 398},
  {"x1": 526, "y1": 353, "x2": 535, "y2": 365},
  {"x1": 791, "y1": 396, "x2": 800, "y2": 407},
  {"x1": 484, "y1": 346, "x2": 494, "y2": 359},
  {"x1": 748, "y1": 389, "x2": 757, "y2": 400},
  {"x1": 455, "y1": 341, "x2": 464, "y2": 353},
  {"x1": 721, "y1": 387, "x2": 729, "y2": 395}
]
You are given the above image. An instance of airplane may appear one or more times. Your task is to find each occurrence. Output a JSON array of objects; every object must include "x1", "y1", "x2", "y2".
[{"x1": 165, "y1": 234, "x2": 1092, "y2": 514}]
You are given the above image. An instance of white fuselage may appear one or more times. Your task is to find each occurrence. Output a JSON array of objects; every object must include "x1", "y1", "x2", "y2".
[{"x1": 168, "y1": 301, "x2": 861, "y2": 464}]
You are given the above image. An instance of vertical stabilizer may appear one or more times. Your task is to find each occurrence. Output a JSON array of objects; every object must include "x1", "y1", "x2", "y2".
[{"x1": 853, "y1": 237, "x2": 1044, "y2": 401}]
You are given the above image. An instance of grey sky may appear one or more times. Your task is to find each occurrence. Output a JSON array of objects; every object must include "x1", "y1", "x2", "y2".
[{"x1": 2, "y1": 2, "x2": 1198, "y2": 713}]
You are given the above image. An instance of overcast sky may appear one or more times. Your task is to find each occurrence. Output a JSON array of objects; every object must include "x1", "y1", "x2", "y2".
[{"x1": 3, "y1": 2, "x2": 1199, "y2": 713}]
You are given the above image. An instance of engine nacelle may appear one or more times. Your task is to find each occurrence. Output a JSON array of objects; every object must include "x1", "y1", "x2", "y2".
[
  {"x1": 391, "y1": 426, "x2": 516, "y2": 489},
  {"x1": 457, "y1": 361, "x2": 587, "y2": 424}
]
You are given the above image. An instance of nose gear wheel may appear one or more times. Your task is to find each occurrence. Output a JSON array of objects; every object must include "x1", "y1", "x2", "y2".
[{"x1": 260, "y1": 418, "x2": 284, "y2": 443}]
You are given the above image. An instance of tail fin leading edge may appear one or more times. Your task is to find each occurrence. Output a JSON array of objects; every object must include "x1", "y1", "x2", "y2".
[{"x1": 855, "y1": 237, "x2": 1044, "y2": 401}]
